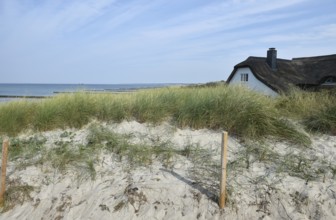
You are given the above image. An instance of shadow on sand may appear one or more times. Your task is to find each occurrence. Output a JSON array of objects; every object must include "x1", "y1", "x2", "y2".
[{"x1": 160, "y1": 168, "x2": 218, "y2": 203}]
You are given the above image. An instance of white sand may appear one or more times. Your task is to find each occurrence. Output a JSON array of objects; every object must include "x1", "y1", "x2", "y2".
[{"x1": 1, "y1": 121, "x2": 335, "y2": 220}]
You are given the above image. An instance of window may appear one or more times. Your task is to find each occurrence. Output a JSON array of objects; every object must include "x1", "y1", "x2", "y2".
[
  {"x1": 325, "y1": 77, "x2": 335, "y2": 83},
  {"x1": 241, "y1": 73, "x2": 248, "y2": 82}
]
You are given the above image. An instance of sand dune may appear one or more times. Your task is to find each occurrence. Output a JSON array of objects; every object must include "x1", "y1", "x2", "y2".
[{"x1": 1, "y1": 121, "x2": 335, "y2": 219}]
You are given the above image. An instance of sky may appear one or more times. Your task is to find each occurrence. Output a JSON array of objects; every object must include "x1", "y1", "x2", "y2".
[{"x1": 1, "y1": 0, "x2": 336, "y2": 84}]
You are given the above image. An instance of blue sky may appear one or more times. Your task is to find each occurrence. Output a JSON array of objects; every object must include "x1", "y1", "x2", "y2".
[{"x1": 1, "y1": 0, "x2": 335, "y2": 84}]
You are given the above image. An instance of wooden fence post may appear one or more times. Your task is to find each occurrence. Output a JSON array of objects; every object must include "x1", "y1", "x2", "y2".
[
  {"x1": 0, "y1": 138, "x2": 9, "y2": 207},
  {"x1": 219, "y1": 131, "x2": 228, "y2": 209}
]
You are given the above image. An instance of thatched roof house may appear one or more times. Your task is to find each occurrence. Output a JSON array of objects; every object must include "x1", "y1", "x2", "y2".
[{"x1": 226, "y1": 48, "x2": 336, "y2": 96}]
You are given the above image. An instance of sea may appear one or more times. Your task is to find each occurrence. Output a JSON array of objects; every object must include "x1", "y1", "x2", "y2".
[{"x1": 0, "y1": 83, "x2": 180, "y2": 102}]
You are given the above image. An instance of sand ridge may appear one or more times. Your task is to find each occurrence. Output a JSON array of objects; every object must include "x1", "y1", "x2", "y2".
[{"x1": 0, "y1": 121, "x2": 335, "y2": 219}]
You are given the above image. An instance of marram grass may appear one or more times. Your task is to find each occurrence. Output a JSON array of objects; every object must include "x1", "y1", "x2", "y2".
[
  {"x1": 2, "y1": 85, "x2": 334, "y2": 145},
  {"x1": 304, "y1": 103, "x2": 336, "y2": 134},
  {"x1": 275, "y1": 87, "x2": 335, "y2": 119},
  {"x1": 275, "y1": 87, "x2": 336, "y2": 135}
]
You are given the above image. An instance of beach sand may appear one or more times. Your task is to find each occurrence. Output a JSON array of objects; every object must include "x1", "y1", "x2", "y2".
[{"x1": 0, "y1": 121, "x2": 335, "y2": 219}]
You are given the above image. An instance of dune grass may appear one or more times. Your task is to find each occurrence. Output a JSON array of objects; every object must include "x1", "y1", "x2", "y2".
[
  {"x1": 0, "y1": 100, "x2": 36, "y2": 135},
  {"x1": 275, "y1": 88, "x2": 335, "y2": 119},
  {"x1": 303, "y1": 102, "x2": 336, "y2": 134},
  {"x1": 275, "y1": 88, "x2": 336, "y2": 135},
  {"x1": 1, "y1": 85, "x2": 335, "y2": 145}
]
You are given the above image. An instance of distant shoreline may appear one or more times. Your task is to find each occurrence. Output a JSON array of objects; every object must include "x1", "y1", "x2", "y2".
[
  {"x1": 0, "y1": 89, "x2": 156, "y2": 99},
  {"x1": 0, "y1": 95, "x2": 47, "y2": 99},
  {"x1": 0, "y1": 83, "x2": 186, "y2": 101}
]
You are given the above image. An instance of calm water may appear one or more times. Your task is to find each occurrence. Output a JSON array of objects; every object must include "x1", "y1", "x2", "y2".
[{"x1": 0, "y1": 83, "x2": 179, "y2": 102}]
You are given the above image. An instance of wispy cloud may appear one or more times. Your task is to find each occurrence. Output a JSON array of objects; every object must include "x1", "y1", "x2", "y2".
[
  {"x1": 0, "y1": 0, "x2": 335, "y2": 83},
  {"x1": 142, "y1": 0, "x2": 306, "y2": 39}
]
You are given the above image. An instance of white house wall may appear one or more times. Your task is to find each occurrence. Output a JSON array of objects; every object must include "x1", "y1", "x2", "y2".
[{"x1": 229, "y1": 67, "x2": 278, "y2": 97}]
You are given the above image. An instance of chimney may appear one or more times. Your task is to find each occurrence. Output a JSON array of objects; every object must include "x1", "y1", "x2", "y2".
[{"x1": 266, "y1": 48, "x2": 277, "y2": 70}]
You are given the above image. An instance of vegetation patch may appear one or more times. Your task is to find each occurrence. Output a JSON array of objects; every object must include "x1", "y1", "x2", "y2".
[
  {"x1": 86, "y1": 124, "x2": 201, "y2": 168},
  {"x1": 0, "y1": 85, "x2": 324, "y2": 145},
  {"x1": 304, "y1": 104, "x2": 336, "y2": 135},
  {"x1": 2, "y1": 179, "x2": 34, "y2": 213}
]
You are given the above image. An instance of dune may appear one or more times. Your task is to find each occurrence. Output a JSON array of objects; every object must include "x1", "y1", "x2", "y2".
[{"x1": 0, "y1": 121, "x2": 335, "y2": 220}]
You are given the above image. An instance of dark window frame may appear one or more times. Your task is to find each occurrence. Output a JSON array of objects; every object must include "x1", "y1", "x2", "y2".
[{"x1": 241, "y1": 73, "x2": 248, "y2": 82}]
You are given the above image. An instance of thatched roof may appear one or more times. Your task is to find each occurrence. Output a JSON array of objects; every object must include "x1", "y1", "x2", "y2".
[{"x1": 227, "y1": 54, "x2": 336, "y2": 93}]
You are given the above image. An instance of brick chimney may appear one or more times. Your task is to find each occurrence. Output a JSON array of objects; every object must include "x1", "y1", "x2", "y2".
[{"x1": 266, "y1": 48, "x2": 277, "y2": 70}]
